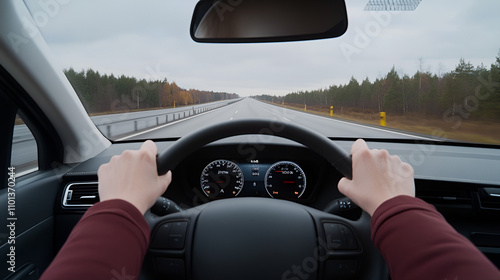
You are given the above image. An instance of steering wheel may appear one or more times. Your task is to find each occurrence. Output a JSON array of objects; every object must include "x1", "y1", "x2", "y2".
[{"x1": 144, "y1": 119, "x2": 388, "y2": 280}]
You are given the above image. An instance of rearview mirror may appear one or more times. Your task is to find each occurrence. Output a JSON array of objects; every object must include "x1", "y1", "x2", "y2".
[{"x1": 190, "y1": 0, "x2": 348, "y2": 43}]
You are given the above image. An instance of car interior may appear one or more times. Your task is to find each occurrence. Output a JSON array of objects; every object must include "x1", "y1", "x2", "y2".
[{"x1": 1, "y1": 0, "x2": 499, "y2": 279}]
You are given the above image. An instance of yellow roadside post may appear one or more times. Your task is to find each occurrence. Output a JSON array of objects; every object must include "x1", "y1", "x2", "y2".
[
  {"x1": 330, "y1": 106, "x2": 333, "y2": 117},
  {"x1": 304, "y1": 104, "x2": 307, "y2": 112},
  {"x1": 380, "y1": 112, "x2": 386, "y2": 126}
]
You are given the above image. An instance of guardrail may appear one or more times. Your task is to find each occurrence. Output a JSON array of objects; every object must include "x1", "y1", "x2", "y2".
[
  {"x1": 11, "y1": 99, "x2": 242, "y2": 175},
  {"x1": 13, "y1": 99, "x2": 241, "y2": 145},
  {"x1": 94, "y1": 99, "x2": 240, "y2": 138}
]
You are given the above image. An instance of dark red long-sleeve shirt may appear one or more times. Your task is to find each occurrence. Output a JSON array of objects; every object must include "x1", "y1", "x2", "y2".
[
  {"x1": 41, "y1": 197, "x2": 499, "y2": 279},
  {"x1": 372, "y1": 195, "x2": 499, "y2": 280},
  {"x1": 40, "y1": 199, "x2": 150, "y2": 280}
]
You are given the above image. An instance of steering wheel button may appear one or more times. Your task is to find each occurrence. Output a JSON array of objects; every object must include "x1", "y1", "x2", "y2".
[
  {"x1": 167, "y1": 234, "x2": 186, "y2": 249},
  {"x1": 155, "y1": 258, "x2": 185, "y2": 279},
  {"x1": 170, "y1": 221, "x2": 188, "y2": 235},
  {"x1": 338, "y1": 224, "x2": 358, "y2": 250},
  {"x1": 151, "y1": 223, "x2": 172, "y2": 249},
  {"x1": 324, "y1": 223, "x2": 358, "y2": 250},
  {"x1": 325, "y1": 260, "x2": 358, "y2": 279},
  {"x1": 324, "y1": 223, "x2": 342, "y2": 249}
]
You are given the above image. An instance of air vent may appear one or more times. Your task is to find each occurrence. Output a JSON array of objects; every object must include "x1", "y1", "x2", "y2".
[
  {"x1": 478, "y1": 187, "x2": 500, "y2": 210},
  {"x1": 417, "y1": 188, "x2": 472, "y2": 207},
  {"x1": 63, "y1": 182, "x2": 100, "y2": 207}
]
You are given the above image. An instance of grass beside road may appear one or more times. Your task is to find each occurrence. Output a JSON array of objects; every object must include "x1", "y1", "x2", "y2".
[{"x1": 263, "y1": 101, "x2": 500, "y2": 145}]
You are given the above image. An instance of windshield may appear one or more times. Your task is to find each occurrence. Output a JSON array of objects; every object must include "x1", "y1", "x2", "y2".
[{"x1": 25, "y1": 0, "x2": 500, "y2": 144}]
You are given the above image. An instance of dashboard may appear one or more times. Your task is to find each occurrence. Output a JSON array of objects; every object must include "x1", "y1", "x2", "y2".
[
  {"x1": 60, "y1": 138, "x2": 500, "y2": 214},
  {"x1": 172, "y1": 143, "x2": 335, "y2": 207},
  {"x1": 56, "y1": 138, "x2": 500, "y2": 268}
]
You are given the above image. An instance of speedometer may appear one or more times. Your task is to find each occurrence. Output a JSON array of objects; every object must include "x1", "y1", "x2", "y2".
[
  {"x1": 200, "y1": 159, "x2": 244, "y2": 199},
  {"x1": 264, "y1": 161, "x2": 306, "y2": 199}
]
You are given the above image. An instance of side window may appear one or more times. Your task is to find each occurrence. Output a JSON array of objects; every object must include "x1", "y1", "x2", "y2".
[{"x1": 10, "y1": 111, "x2": 39, "y2": 177}]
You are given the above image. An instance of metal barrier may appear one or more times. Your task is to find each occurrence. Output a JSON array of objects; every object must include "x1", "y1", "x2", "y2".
[{"x1": 95, "y1": 99, "x2": 241, "y2": 138}]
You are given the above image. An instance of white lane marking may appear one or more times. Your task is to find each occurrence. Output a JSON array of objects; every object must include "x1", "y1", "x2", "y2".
[
  {"x1": 261, "y1": 102, "x2": 436, "y2": 141},
  {"x1": 322, "y1": 115, "x2": 436, "y2": 140},
  {"x1": 230, "y1": 117, "x2": 234, "y2": 120},
  {"x1": 235, "y1": 110, "x2": 239, "y2": 114},
  {"x1": 115, "y1": 109, "x2": 216, "y2": 141}
]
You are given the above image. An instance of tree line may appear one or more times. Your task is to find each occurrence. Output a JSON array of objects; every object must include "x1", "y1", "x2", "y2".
[
  {"x1": 64, "y1": 68, "x2": 239, "y2": 114},
  {"x1": 255, "y1": 53, "x2": 500, "y2": 121}
]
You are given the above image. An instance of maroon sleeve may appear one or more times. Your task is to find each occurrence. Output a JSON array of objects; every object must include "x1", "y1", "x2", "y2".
[
  {"x1": 371, "y1": 195, "x2": 499, "y2": 280},
  {"x1": 40, "y1": 199, "x2": 150, "y2": 280}
]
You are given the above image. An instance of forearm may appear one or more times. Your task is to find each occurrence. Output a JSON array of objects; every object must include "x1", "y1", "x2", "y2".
[
  {"x1": 371, "y1": 196, "x2": 499, "y2": 280},
  {"x1": 40, "y1": 200, "x2": 150, "y2": 280}
]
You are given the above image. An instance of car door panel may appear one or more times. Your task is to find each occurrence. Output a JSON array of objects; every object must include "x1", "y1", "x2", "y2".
[{"x1": 0, "y1": 170, "x2": 68, "y2": 279}]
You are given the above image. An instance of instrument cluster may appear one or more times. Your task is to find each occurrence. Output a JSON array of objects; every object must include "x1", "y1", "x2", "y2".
[
  {"x1": 200, "y1": 159, "x2": 308, "y2": 200},
  {"x1": 176, "y1": 144, "x2": 332, "y2": 204}
]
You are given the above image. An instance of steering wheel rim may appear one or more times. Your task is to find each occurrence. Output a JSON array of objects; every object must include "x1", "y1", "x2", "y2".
[
  {"x1": 147, "y1": 118, "x2": 388, "y2": 279},
  {"x1": 156, "y1": 118, "x2": 352, "y2": 179}
]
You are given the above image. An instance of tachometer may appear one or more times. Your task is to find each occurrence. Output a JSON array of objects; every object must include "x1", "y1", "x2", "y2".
[
  {"x1": 264, "y1": 161, "x2": 306, "y2": 199},
  {"x1": 200, "y1": 160, "x2": 244, "y2": 198}
]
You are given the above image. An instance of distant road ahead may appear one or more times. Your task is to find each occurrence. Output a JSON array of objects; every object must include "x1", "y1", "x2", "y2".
[{"x1": 123, "y1": 98, "x2": 434, "y2": 141}]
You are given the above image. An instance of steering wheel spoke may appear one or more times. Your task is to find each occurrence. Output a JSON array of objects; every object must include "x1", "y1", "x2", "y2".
[{"x1": 146, "y1": 198, "x2": 386, "y2": 279}]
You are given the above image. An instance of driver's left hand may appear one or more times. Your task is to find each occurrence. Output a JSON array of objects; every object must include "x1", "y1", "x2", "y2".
[{"x1": 98, "y1": 140, "x2": 172, "y2": 214}]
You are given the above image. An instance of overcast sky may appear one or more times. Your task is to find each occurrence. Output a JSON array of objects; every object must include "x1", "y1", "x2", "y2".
[{"x1": 26, "y1": 0, "x2": 500, "y2": 96}]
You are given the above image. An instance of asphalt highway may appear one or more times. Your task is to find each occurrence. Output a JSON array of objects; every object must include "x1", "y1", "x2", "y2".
[
  {"x1": 12, "y1": 98, "x2": 434, "y2": 175},
  {"x1": 121, "y1": 98, "x2": 434, "y2": 141}
]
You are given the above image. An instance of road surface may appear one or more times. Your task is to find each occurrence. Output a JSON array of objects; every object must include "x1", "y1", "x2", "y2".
[
  {"x1": 12, "y1": 98, "x2": 433, "y2": 176},
  {"x1": 121, "y1": 98, "x2": 433, "y2": 141}
]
